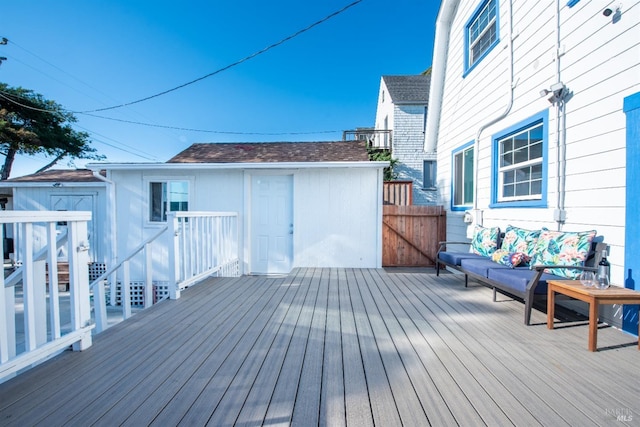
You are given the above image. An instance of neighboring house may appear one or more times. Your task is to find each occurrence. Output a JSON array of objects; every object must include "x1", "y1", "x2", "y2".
[
  {"x1": 83, "y1": 141, "x2": 387, "y2": 279},
  {"x1": 0, "y1": 169, "x2": 109, "y2": 277},
  {"x1": 425, "y1": 0, "x2": 639, "y2": 329},
  {"x1": 374, "y1": 74, "x2": 437, "y2": 205}
]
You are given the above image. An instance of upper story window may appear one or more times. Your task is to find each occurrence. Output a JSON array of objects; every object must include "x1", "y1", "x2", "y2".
[
  {"x1": 465, "y1": 0, "x2": 499, "y2": 75},
  {"x1": 452, "y1": 142, "x2": 474, "y2": 210},
  {"x1": 149, "y1": 180, "x2": 189, "y2": 222},
  {"x1": 491, "y1": 111, "x2": 548, "y2": 208},
  {"x1": 423, "y1": 159, "x2": 437, "y2": 190}
]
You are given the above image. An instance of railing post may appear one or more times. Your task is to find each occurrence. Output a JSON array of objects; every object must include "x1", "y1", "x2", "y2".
[
  {"x1": 33, "y1": 259, "x2": 47, "y2": 347},
  {"x1": 0, "y1": 225, "x2": 8, "y2": 364},
  {"x1": 94, "y1": 277, "x2": 107, "y2": 333},
  {"x1": 122, "y1": 260, "x2": 131, "y2": 319},
  {"x1": 144, "y1": 242, "x2": 154, "y2": 308},
  {"x1": 46, "y1": 223, "x2": 61, "y2": 340},
  {"x1": 167, "y1": 213, "x2": 181, "y2": 299},
  {"x1": 67, "y1": 219, "x2": 92, "y2": 351},
  {"x1": 21, "y1": 223, "x2": 37, "y2": 352}
]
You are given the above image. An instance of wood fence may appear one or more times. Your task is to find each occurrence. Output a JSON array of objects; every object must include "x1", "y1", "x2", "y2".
[
  {"x1": 382, "y1": 205, "x2": 446, "y2": 267},
  {"x1": 383, "y1": 181, "x2": 413, "y2": 206}
]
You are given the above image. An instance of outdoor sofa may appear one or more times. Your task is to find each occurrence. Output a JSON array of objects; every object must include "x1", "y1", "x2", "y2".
[{"x1": 436, "y1": 225, "x2": 605, "y2": 325}]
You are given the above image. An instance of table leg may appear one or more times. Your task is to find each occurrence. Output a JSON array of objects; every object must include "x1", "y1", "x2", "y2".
[
  {"x1": 547, "y1": 287, "x2": 555, "y2": 329},
  {"x1": 588, "y1": 298, "x2": 598, "y2": 352}
]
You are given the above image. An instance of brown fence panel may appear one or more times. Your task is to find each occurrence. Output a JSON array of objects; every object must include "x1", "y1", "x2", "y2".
[
  {"x1": 383, "y1": 181, "x2": 413, "y2": 206},
  {"x1": 382, "y1": 205, "x2": 447, "y2": 267}
]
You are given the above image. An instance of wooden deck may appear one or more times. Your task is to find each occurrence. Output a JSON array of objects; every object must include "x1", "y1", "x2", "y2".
[{"x1": 1, "y1": 268, "x2": 638, "y2": 426}]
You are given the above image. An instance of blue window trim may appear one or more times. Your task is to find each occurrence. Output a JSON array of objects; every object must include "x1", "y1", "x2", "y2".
[
  {"x1": 623, "y1": 91, "x2": 640, "y2": 335},
  {"x1": 489, "y1": 110, "x2": 549, "y2": 208},
  {"x1": 451, "y1": 141, "x2": 475, "y2": 211},
  {"x1": 567, "y1": 0, "x2": 580, "y2": 8},
  {"x1": 423, "y1": 159, "x2": 437, "y2": 190},
  {"x1": 463, "y1": 0, "x2": 500, "y2": 77}
]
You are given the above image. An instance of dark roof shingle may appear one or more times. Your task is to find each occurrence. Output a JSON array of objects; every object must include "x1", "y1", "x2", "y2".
[
  {"x1": 6, "y1": 169, "x2": 105, "y2": 183},
  {"x1": 382, "y1": 75, "x2": 431, "y2": 104},
  {"x1": 168, "y1": 141, "x2": 370, "y2": 163}
]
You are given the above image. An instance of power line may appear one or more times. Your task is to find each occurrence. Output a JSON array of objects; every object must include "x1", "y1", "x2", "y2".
[
  {"x1": 0, "y1": 90, "x2": 65, "y2": 116},
  {"x1": 1, "y1": 88, "x2": 341, "y2": 137},
  {"x1": 78, "y1": 0, "x2": 363, "y2": 113},
  {"x1": 80, "y1": 113, "x2": 340, "y2": 135},
  {"x1": 72, "y1": 123, "x2": 157, "y2": 161},
  {"x1": 0, "y1": 90, "x2": 157, "y2": 160},
  {"x1": 7, "y1": 38, "x2": 188, "y2": 140}
]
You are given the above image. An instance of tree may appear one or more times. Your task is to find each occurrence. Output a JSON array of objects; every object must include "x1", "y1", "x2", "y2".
[
  {"x1": 0, "y1": 83, "x2": 104, "y2": 179},
  {"x1": 367, "y1": 147, "x2": 398, "y2": 181}
]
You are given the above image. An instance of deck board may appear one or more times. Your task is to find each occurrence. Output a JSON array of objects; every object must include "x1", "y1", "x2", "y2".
[{"x1": 1, "y1": 268, "x2": 638, "y2": 426}]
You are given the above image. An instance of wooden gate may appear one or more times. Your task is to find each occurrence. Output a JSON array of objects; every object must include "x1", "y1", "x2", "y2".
[{"x1": 382, "y1": 205, "x2": 446, "y2": 267}]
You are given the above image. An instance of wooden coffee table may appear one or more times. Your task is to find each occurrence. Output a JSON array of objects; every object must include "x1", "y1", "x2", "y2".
[{"x1": 547, "y1": 280, "x2": 640, "y2": 351}]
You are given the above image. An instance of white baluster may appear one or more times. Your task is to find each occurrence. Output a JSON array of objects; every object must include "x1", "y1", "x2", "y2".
[
  {"x1": 122, "y1": 260, "x2": 131, "y2": 319},
  {"x1": 46, "y1": 223, "x2": 60, "y2": 340},
  {"x1": 144, "y1": 242, "x2": 153, "y2": 308}
]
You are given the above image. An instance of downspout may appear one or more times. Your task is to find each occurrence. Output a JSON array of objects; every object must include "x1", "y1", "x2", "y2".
[
  {"x1": 92, "y1": 169, "x2": 118, "y2": 306},
  {"x1": 424, "y1": 0, "x2": 460, "y2": 153},
  {"x1": 553, "y1": 0, "x2": 567, "y2": 231},
  {"x1": 471, "y1": 0, "x2": 515, "y2": 226}
]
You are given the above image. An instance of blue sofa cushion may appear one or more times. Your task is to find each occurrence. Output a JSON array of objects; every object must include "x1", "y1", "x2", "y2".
[
  {"x1": 438, "y1": 251, "x2": 482, "y2": 266},
  {"x1": 460, "y1": 258, "x2": 511, "y2": 278},
  {"x1": 487, "y1": 268, "x2": 560, "y2": 295}
]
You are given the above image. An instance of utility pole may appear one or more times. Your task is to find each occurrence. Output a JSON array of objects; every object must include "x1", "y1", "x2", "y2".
[{"x1": 0, "y1": 37, "x2": 7, "y2": 66}]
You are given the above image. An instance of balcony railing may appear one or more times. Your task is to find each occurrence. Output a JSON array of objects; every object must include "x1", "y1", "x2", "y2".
[
  {"x1": 90, "y1": 211, "x2": 239, "y2": 333},
  {"x1": 1, "y1": 210, "x2": 240, "y2": 383},
  {"x1": 342, "y1": 129, "x2": 393, "y2": 150},
  {"x1": 0, "y1": 211, "x2": 93, "y2": 384}
]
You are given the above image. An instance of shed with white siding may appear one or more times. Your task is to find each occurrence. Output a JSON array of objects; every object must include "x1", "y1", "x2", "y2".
[
  {"x1": 425, "y1": 0, "x2": 639, "y2": 328},
  {"x1": 0, "y1": 169, "x2": 109, "y2": 271},
  {"x1": 87, "y1": 141, "x2": 387, "y2": 279}
]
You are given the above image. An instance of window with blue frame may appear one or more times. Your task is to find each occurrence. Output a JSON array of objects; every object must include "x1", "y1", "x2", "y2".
[
  {"x1": 465, "y1": 0, "x2": 499, "y2": 75},
  {"x1": 452, "y1": 142, "x2": 474, "y2": 210},
  {"x1": 423, "y1": 159, "x2": 437, "y2": 190},
  {"x1": 491, "y1": 111, "x2": 548, "y2": 208}
]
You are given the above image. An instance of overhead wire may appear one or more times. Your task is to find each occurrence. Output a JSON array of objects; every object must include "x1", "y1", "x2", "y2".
[
  {"x1": 0, "y1": 90, "x2": 157, "y2": 160},
  {"x1": 77, "y1": 0, "x2": 363, "y2": 113},
  {"x1": 0, "y1": 0, "x2": 363, "y2": 153},
  {"x1": 72, "y1": 123, "x2": 157, "y2": 160},
  {"x1": 5, "y1": 39, "x2": 193, "y2": 142},
  {"x1": 79, "y1": 113, "x2": 340, "y2": 135}
]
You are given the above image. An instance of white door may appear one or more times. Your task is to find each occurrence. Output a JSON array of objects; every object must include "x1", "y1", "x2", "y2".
[
  {"x1": 251, "y1": 175, "x2": 293, "y2": 274},
  {"x1": 51, "y1": 194, "x2": 96, "y2": 261}
]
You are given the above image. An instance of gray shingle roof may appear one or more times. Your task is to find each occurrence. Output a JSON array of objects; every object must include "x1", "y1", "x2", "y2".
[
  {"x1": 382, "y1": 75, "x2": 431, "y2": 104},
  {"x1": 6, "y1": 169, "x2": 105, "y2": 183},
  {"x1": 168, "y1": 141, "x2": 370, "y2": 163}
]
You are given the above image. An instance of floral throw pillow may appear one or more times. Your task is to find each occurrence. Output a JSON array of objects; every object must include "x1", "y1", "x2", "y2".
[
  {"x1": 500, "y1": 225, "x2": 543, "y2": 259},
  {"x1": 491, "y1": 249, "x2": 531, "y2": 268},
  {"x1": 470, "y1": 225, "x2": 500, "y2": 257},
  {"x1": 530, "y1": 229, "x2": 597, "y2": 279}
]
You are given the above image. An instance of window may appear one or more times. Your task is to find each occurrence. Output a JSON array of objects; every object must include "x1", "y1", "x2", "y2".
[
  {"x1": 465, "y1": 0, "x2": 499, "y2": 74},
  {"x1": 452, "y1": 142, "x2": 474, "y2": 210},
  {"x1": 423, "y1": 106, "x2": 428, "y2": 134},
  {"x1": 149, "y1": 180, "x2": 189, "y2": 222},
  {"x1": 491, "y1": 111, "x2": 548, "y2": 208},
  {"x1": 423, "y1": 160, "x2": 437, "y2": 190}
]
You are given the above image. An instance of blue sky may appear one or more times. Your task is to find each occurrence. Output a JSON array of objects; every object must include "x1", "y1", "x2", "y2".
[{"x1": 1, "y1": 0, "x2": 439, "y2": 177}]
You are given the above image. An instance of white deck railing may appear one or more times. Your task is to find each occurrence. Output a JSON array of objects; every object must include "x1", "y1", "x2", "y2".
[
  {"x1": 0, "y1": 211, "x2": 93, "y2": 384},
  {"x1": 90, "y1": 211, "x2": 239, "y2": 333}
]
